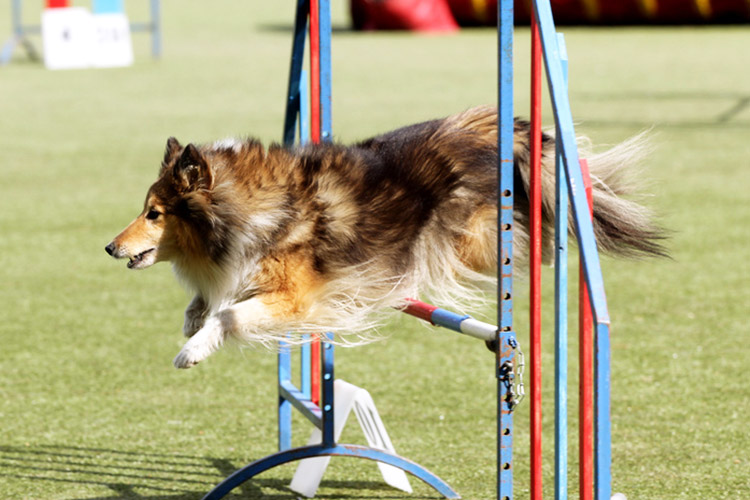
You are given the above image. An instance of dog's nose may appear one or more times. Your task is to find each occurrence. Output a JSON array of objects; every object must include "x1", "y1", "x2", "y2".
[{"x1": 105, "y1": 242, "x2": 116, "y2": 256}]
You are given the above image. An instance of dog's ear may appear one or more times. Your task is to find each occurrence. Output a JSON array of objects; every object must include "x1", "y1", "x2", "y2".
[
  {"x1": 174, "y1": 143, "x2": 213, "y2": 192},
  {"x1": 164, "y1": 137, "x2": 182, "y2": 164}
]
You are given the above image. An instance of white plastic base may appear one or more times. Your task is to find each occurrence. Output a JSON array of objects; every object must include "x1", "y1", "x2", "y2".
[{"x1": 289, "y1": 379, "x2": 412, "y2": 498}]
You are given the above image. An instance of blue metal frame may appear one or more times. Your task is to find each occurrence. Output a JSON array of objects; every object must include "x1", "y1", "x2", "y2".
[{"x1": 531, "y1": 1, "x2": 612, "y2": 498}]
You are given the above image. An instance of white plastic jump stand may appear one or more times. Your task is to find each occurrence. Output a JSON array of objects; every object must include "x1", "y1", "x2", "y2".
[{"x1": 290, "y1": 379, "x2": 412, "y2": 498}]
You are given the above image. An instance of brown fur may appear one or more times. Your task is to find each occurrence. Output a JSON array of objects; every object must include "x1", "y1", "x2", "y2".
[{"x1": 106, "y1": 106, "x2": 666, "y2": 368}]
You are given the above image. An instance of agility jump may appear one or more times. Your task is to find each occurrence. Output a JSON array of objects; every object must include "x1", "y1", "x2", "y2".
[{"x1": 194, "y1": 0, "x2": 659, "y2": 499}]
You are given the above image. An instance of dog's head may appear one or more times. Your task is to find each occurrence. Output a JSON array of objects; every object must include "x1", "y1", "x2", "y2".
[{"x1": 105, "y1": 137, "x2": 214, "y2": 270}]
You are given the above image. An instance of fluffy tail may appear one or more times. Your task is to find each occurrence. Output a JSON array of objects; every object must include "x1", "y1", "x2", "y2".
[{"x1": 511, "y1": 118, "x2": 669, "y2": 262}]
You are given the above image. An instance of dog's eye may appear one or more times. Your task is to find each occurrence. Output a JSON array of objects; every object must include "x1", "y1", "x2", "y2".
[{"x1": 145, "y1": 209, "x2": 161, "y2": 220}]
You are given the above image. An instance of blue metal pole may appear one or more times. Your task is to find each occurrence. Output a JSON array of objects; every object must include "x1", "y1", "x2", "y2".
[
  {"x1": 595, "y1": 322, "x2": 612, "y2": 500},
  {"x1": 283, "y1": 0, "x2": 310, "y2": 146},
  {"x1": 318, "y1": 0, "x2": 332, "y2": 142},
  {"x1": 497, "y1": 1, "x2": 515, "y2": 499},
  {"x1": 321, "y1": 333, "x2": 335, "y2": 447},
  {"x1": 11, "y1": 0, "x2": 22, "y2": 37},
  {"x1": 150, "y1": 0, "x2": 162, "y2": 59},
  {"x1": 0, "y1": 0, "x2": 23, "y2": 65},
  {"x1": 299, "y1": 70, "x2": 310, "y2": 144},
  {"x1": 301, "y1": 334, "x2": 311, "y2": 399},
  {"x1": 554, "y1": 31, "x2": 569, "y2": 500},
  {"x1": 278, "y1": 343, "x2": 293, "y2": 451}
]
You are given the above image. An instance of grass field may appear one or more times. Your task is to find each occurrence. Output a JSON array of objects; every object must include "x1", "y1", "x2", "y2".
[{"x1": 1, "y1": 2, "x2": 749, "y2": 499}]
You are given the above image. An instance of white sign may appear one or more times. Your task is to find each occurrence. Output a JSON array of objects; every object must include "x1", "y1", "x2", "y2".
[
  {"x1": 91, "y1": 13, "x2": 134, "y2": 68},
  {"x1": 42, "y1": 7, "x2": 94, "y2": 70},
  {"x1": 42, "y1": 7, "x2": 133, "y2": 70}
]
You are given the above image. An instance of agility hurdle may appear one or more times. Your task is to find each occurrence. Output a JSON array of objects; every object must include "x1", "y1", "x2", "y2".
[
  {"x1": 202, "y1": 0, "x2": 619, "y2": 499},
  {"x1": 0, "y1": 0, "x2": 162, "y2": 66}
]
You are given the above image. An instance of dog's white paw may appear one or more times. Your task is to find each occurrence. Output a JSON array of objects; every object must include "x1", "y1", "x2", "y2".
[
  {"x1": 173, "y1": 346, "x2": 205, "y2": 369},
  {"x1": 173, "y1": 317, "x2": 223, "y2": 369}
]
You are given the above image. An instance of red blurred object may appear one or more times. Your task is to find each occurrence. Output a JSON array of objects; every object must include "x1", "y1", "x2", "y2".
[
  {"x1": 46, "y1": 0, "x2": 71, "y2": 8},
  {"x1": 445, "y1": 0, "x2": 750, "y2": 24},
  {"x1": 711, "y1": 0, "x2": 750, "y2": 21},
  {"x1": 448, "y1": 0, "x2": 496, "y2": 25},
  {"x1": 351, "y1": 0, "x2": 459, "y2": 31}
]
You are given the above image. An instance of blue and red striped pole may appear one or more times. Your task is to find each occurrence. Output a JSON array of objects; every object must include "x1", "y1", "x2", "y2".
[{"x1": 402, "y1": 299, "x2": 497, "y2": 342}]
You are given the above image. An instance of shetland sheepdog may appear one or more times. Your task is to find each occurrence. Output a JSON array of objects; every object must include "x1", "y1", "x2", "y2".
[{"x1": 105, "y1": 106, "x2": 665, "y2": 369}]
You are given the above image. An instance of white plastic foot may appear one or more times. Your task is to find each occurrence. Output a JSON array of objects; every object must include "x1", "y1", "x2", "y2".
[{"x1": 289, "y1": 379, "x2": 412, "y2": 498}]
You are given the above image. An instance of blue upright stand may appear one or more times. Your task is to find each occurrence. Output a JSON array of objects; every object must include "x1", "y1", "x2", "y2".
[
  {"x1": 496, "y1": 2, "x2": 517, "y2": 500},
  {"x1": 554, "y1": 32, "x2": 570, "y2": 500}
]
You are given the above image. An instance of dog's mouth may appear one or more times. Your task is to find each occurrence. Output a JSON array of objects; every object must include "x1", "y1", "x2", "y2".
[{"x1": 127, "y1": 248, "x2": 155, "y2": 269}]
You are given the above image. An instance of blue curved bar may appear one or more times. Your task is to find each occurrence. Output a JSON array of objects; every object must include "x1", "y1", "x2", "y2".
[{"x1": 202, "y1": 444, "x2": 461, "y2": 499}]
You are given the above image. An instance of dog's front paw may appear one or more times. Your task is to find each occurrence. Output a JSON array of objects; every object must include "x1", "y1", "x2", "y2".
[
  {"x1": 173, "y1": 346, "x2": 203, "y2": 369},
  {"x1": 173, "y1": 317, "x2": 223, "y2": 369}
]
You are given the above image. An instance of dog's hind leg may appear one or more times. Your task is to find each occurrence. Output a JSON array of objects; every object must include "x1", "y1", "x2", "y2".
[{"x1": 457, "y1": 204, "x2": 498, "y2": 274}]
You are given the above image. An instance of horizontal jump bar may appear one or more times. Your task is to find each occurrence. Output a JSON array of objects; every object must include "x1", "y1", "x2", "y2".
[
  {"x1": 279, "y1": 380, "x2": 323, "y2": 429},
  {"x1": 402, "y1": 299, "x2": 497, "y2": 342}
]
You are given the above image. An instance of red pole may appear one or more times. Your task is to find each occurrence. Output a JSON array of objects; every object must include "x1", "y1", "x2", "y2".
[
  {"x1": 309, "y1": 0, "x2": 322, "y2": 405},
  {"x1": 579, "y1": 158, "x2": 594, "y2": 500},
  {"x1": 529, "y1": 13, "x2": 544, "y2": 500},
  {"x1": 310, "y1": 334, "x2": 321, "y2": 405},
  {"x1": 309, "y1": 0, "x2": 321, "y2": 144}
]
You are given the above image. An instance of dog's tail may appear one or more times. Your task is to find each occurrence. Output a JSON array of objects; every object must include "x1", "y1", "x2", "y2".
[
  {"x1": 442, "y1": 106, "x2": 668, "y2": 266},
  {"x1": 571, "y1": 132, "x2": 668, "y2": 258},
  {"x1": 516, "y1": 120, "x2": 668, "y2": 260}
]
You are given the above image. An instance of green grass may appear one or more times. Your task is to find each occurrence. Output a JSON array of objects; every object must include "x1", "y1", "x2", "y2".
[{"x1": 1, "y1": 2, "x2": 749, "y2": 499}]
